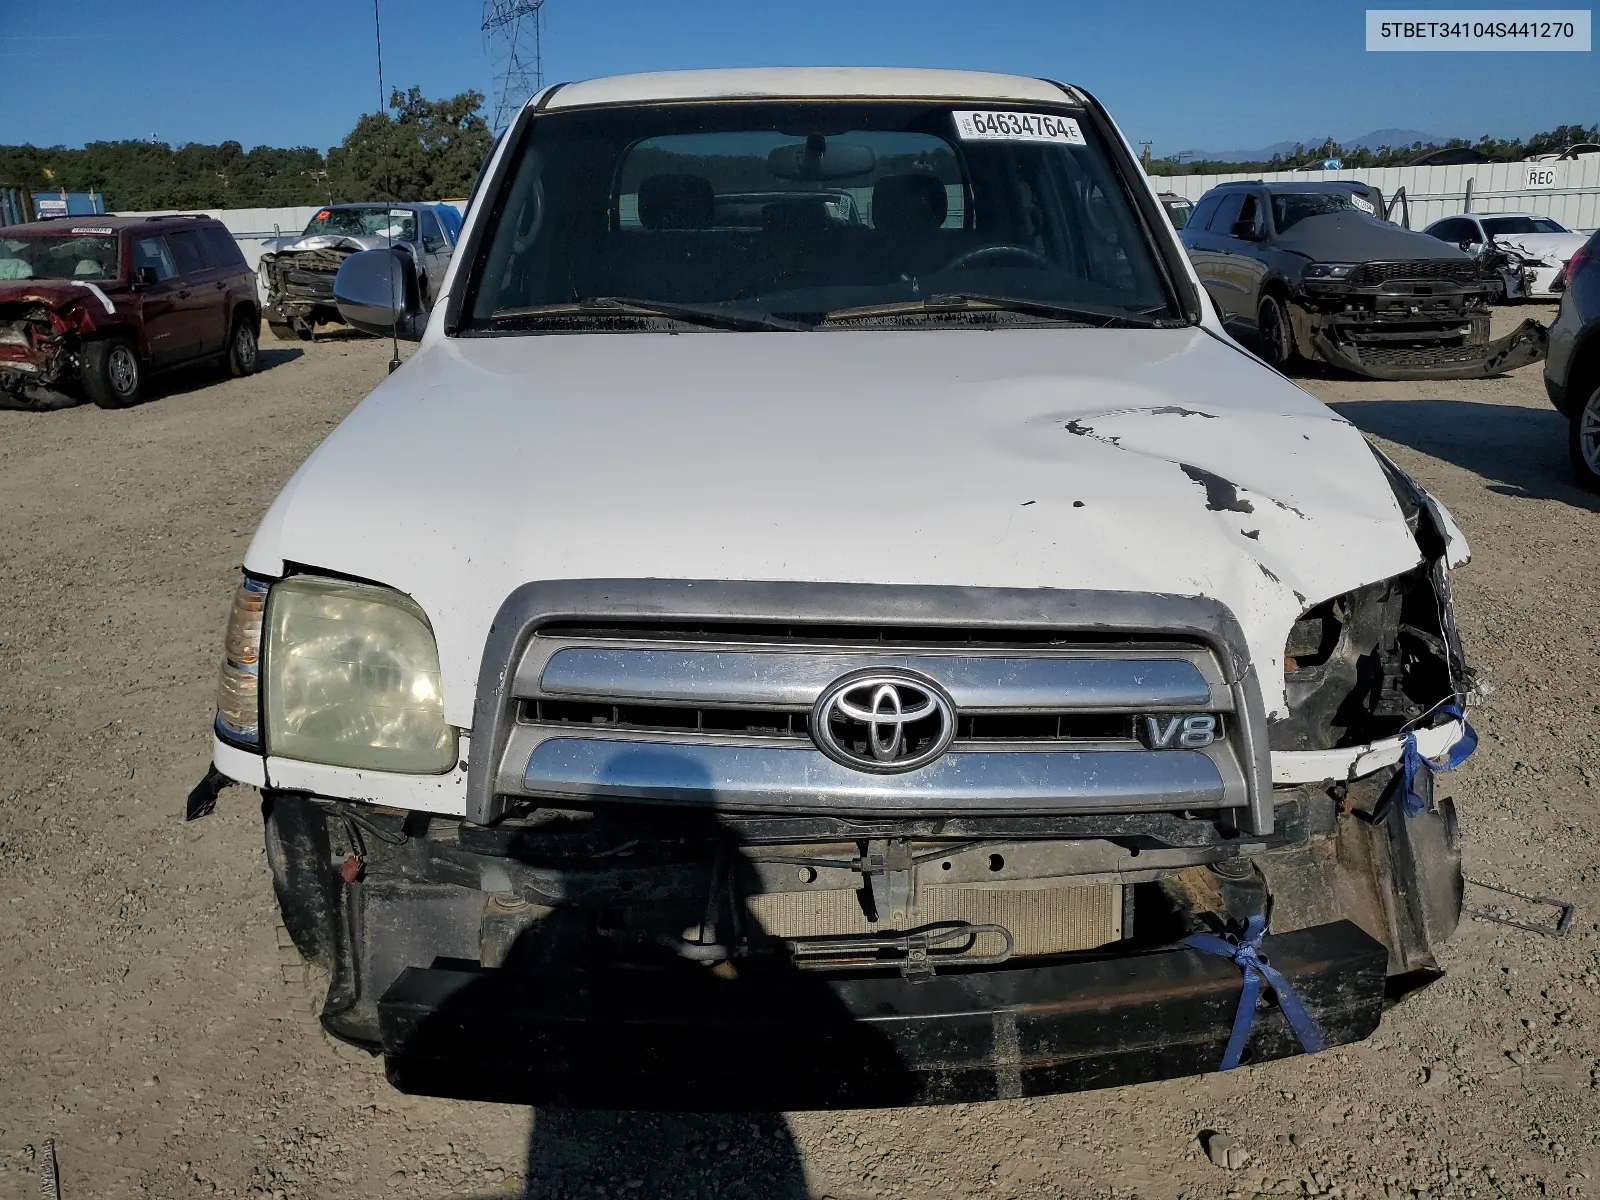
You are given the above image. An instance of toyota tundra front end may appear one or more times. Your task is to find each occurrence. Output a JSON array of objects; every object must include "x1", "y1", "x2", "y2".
[{"x1": 204, "y1": 67, "x2": 1478, "y2": 1109}]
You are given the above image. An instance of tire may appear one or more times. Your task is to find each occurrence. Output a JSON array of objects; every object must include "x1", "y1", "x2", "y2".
[
  {"x1": 1256, "y1": 293, "x2": 1298, "y2": 371},
  {"x1": 1569, "y1": 383, "x2": 1600, "y2": 494},
  {"x1": 227, "y1": 314, "x2": 259, "y2": 377},
  {"x1": 267, "y1": 320, "x2": 299, "y2": 343},
  {"x1": 80, "y1": 338, "x2": 143, "y2": 409}
]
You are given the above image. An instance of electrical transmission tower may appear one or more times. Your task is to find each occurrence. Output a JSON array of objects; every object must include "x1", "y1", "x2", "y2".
[{"x1": 482, "y1": 0, "x2": 546, "y2": 132}]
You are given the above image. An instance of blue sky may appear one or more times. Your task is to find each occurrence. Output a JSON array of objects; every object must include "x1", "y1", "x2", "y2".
[{"x1": 1, "y1": 0, "x2": 1593, "y2": 155}]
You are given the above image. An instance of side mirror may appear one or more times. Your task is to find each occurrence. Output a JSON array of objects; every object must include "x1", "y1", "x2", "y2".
[
  {"x1": 132, "y1": 266, "x2": 159, "y2": 288},
  {"x1": 1229, "y1": 219, "x2": 1262, "y2": 241},
  {"x1": 333, "y1": 248, "x2": 427, "y2": 341}
]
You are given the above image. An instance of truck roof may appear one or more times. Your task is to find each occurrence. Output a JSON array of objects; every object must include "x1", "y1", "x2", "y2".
[
  {"x1": 0, "y1": 212, "x2": 219, "y2": 235},
  {"x1": 544, "y1": 67, "x2": 1081, "y2": 111}
]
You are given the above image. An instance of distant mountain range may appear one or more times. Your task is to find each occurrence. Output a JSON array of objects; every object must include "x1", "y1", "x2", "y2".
[{"x1": 1174, "y1": 128, "x2": 1450, "y2": 163}]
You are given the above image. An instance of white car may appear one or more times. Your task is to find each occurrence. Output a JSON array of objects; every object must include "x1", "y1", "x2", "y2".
[
  {"x1": 1423, "y1": 211, "x2": 1588, "y2": 298},
  {"x1": 203, "y1": 67, "x2": 1479, "y2": 1109}
]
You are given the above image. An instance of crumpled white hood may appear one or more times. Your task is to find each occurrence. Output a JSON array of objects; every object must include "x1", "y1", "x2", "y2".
[
  {"x1": 1492, "y1": 231, "x2": 1587, "y2": 264},
  {"x1": 245, "y1": 327, "x2": 1426, "y2": 724}
]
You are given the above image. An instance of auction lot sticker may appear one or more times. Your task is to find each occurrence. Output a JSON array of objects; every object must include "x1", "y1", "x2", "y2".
[
  {"x1": 954, "y1": 111, "x2": 1086, "y2": 145},
  {"x1": 1366, "y1": 9, "x2": 1590, "y2": 49}
]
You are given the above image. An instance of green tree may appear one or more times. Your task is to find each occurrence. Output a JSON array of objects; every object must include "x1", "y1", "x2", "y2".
[{"x1": 326, "y1": 87, "x2": 493, "y2": 202}]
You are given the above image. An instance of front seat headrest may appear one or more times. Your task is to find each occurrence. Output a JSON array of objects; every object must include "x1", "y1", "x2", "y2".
[
  {"x1": 762, "y1": 197, "x2": 832, "y2": 234},
  {"x1": 872, "y1": 174, "x2": 948, "y2": 235},
  {"x1": 637, "y1": 174, "x2": 715, "y2": 230}
]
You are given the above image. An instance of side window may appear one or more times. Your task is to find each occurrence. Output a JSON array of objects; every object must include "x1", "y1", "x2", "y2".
[
  {"x1": 132, "y1": 236, "x2": 176, "y2": 281},
  {"x1": 436, "y1": 204, "x2": 462, "y2": 240},
  {"x1": 167, "y1": 228, "x2": 211, "y2": 275},
  {"x1": 199, "y1": 226, "x2": 245, "y2": 268},
  {"x1": 1209, "y1": 191, "x2": 1246, "y2": 233},
  {"x1": 419, "y1": 209, "x2": 443, "y2": 249},
  {"x1": 1237, "y1": 193, "x2": 1261, "y2": 235},
  {"x1": 1186, "y1": 193, "x2": 1223, "y2": 237}
]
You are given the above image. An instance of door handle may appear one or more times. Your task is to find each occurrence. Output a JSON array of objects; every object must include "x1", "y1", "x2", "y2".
[
  {"x1": 214, "y1": 281, "x2": 225, "y2": 290},
  {"x1": 177, "y1": 290, "x2": 190, "y2": 299}
]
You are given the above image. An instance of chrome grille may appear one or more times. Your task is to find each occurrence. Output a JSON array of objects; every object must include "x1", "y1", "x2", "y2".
[{"x1": 493, "y1": 626, "x2": 1251, "y2": 820}]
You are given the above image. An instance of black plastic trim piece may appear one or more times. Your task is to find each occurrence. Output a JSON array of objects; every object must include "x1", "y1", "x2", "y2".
[{"x1": 378, "y1": 919, "x2": 1385, "y2": 1109}]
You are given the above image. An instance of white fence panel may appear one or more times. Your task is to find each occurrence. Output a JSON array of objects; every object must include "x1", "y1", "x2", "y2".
[{"x1": 1150, "y1": 157, "x2": 1600, "y2": 232}]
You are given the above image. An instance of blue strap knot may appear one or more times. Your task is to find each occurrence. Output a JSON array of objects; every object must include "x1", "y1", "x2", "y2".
[
  {"x1": 1393, "y1": 702, "x2": 1478, "y2": 818},
  {"x1": 1182, "y1": 913, "x2": 1326, "y2": 1071}
]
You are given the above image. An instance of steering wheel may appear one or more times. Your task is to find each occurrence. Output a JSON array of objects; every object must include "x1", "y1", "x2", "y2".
[{"x1": 940, "y1": 243, "x2": 1053, "y2": 273}]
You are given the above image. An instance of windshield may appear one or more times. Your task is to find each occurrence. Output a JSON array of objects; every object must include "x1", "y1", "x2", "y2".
[
  {"x1": 300, "y1": 207, "x2": 418, "y2": 242},
  {"x1": 464, "y1": 100, "x2": 1178, "y2": 331},
  {"x1": 0, "y1": 231, "x2": 120, "y2": 282},
  {"x1": 1271, "y1": 191, "x2": 1363, "y2": 233},
  {"x1": 1162, "y1": 199, "x2": 1193, "y2": 230},
  {"x1": 1482, "y1": 215, "x2": 1567, "y2": 236}
]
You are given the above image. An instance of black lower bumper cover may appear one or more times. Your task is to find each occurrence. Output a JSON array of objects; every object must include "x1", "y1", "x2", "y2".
[
  {"x1": 377, "y1": 920, "x2": 1386, "y2": 1109},
  {"x1": 1310, "y1": 316, "x2": 1548, "y2": 381}
]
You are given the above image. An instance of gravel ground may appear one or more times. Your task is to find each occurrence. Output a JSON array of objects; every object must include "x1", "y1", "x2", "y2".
[{"x1": 2, "y1": 307, "x2": 1597, "y2": 1200}]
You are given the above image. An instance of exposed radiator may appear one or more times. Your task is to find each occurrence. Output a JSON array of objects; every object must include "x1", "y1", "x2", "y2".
[{"x1": 746, "y1": 883, "x2": 1122, "y2": 958}]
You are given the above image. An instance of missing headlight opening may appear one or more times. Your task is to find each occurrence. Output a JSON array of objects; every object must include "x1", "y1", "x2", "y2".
[{"x1": 1274, "y1": 455, "x2": 1468, "y2": 753}]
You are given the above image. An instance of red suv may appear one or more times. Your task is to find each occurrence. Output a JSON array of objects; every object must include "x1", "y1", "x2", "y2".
[{"x1": 0, "y1": 214, "x2": 259, "y2": 409}]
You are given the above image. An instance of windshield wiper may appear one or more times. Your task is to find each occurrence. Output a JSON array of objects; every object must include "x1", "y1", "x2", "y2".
[
  {"x1": 821, "y1": 294, "x2": 1175, "y2": 328},
  {"x1": 489, "y1": 297, "x2": 804, "y2": 333}
]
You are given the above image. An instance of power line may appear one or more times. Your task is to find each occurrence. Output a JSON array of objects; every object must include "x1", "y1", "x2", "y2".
[
  {"x1": 373, "y1": 0, "x2": 387, "y2": 113},
  {"x1": 482, "y1": 0, "x2": 546, "y2": 132}
]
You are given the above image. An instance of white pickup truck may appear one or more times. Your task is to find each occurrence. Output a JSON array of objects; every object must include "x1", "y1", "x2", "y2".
[{"x1": 207, "y1": 67, "x2": 1478, "y2": 1108}]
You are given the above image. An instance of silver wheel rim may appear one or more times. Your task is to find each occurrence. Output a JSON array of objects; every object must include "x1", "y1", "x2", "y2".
[
  {"x1": 236, "y1": 324, "x2": 257, "y2": 369},
  {"x1": 108, "y1": 346, "x2": 138, "y2": 395},
  {"x1": 1581, "y1": 390, "x2": 1600, "y2": 475}
]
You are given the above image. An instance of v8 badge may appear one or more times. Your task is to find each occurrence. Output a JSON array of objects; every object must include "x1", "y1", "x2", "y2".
[{"x1": 1140, "y1": 713, "x2": 1217, "y2": 749}]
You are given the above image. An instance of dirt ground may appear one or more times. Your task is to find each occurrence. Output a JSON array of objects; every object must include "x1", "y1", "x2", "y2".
[{"x1": 2, "y1": 307, "x2": 1597, "y2": 1200}]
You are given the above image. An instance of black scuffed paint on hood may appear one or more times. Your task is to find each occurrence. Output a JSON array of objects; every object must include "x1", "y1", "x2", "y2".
[
  {"x1": 1274, "y1": 213, "x2": 1473, "y2": 265},
  {"x1": 1181, "y1": 464, "x2": 1255, "y2": 513}
]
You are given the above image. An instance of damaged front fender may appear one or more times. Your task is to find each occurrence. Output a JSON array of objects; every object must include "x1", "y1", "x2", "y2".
[{"x1": 1269, "y1": 451, "x2": 1474, "y2": 784}]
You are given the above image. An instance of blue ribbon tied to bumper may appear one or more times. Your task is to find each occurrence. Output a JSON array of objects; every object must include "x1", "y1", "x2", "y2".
[
  {"x1": 1392, "y1": 703, "x2": 1478, "y2": 819},
  {"x1": 1182, "y1": 914, "x2": 1326, "y2": 1071}
]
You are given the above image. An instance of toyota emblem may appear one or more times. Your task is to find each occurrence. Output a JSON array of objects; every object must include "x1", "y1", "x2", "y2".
[{"x1": 810, "y1": 670, "x2": 956, "y2": 774}]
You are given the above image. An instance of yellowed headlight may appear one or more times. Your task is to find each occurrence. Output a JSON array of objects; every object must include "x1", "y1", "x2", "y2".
[{"x1": 263, "y1": 576, "x2": 456, "y2": 774}]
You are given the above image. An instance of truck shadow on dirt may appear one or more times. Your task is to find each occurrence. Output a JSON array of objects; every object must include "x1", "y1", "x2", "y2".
[
  {"x1": 387, "y1": 753, "x2": 915, "y2": 1199},
  {"x1": 1329, "y1": 397, "x2": 1600, "y2": 513},
  {"x1": 503, "y1": 1109, "x2": 812, "y2": 1199}
]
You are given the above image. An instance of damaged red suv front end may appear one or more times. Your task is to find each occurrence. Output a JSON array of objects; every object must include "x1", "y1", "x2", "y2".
[
  {"x1": 1, "y1": 215, "x2": 260, "y2": 409},
  {"x1": 0, "y1": 224, "x2": 128, "y2": 408},
  {"x1": 0, "y1": 280, "x2": 123, "y2": 408}
]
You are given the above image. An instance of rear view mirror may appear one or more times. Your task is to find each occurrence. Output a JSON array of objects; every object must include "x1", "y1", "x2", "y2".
[
  {"x1": 767, "y1": 136, "x2": 876, "y2": 181},
  {"x1": 334, "y1": 248, "x2": 427, "y2": 341},
  {"x1": 132, "y1": 266, "x2": 159, "y2": 288},
  {"x1": 1229, "y1": 219, "x2": 1262, "y2": 240}
]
